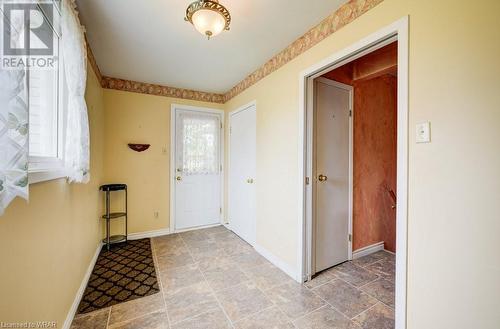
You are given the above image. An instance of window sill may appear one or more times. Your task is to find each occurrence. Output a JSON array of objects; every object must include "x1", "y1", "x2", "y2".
[{"x1": 28, "y1": 169, "x2": 67, "y2": 184}]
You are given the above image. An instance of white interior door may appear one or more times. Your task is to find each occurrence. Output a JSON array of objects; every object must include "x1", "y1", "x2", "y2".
[
  {"x1": 229, "y1": 104, "x2": 256, "y2": 245},
  {"x1": 314, "y1": 78, "x2": 352, "y2": 273},
  {"x1": 174, "y1": 108, "x2": 222, "y2": 231}
]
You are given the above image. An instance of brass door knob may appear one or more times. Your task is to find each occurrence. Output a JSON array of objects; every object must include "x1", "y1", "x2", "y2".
[
  {"x1": 176, "y1": 176, "x2": 182, "y2": 181},
  {"x1": 318, "y1": 174, "x2": 328, "y2": 182}
]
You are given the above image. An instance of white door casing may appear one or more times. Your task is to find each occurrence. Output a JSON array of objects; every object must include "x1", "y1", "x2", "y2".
[
  {"x1": 298, "y1": 17, "x2": 409, "y2": 329},
  {"x1": 228, "y1": 102, "x2": 256, "y2": 245},
  {"x1": 313, "y1": 78, "x2": 353, "y2": 274},
  {"x1": 170, "y1": 104, "x2": 224, "y2": 232}
]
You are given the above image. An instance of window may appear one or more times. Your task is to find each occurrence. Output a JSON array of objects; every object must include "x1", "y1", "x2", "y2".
[
  {"x1": 28, "y1": 2, "x2": 65, "y2": 182},
  {"x1": 176, "y1": 111, "x2": 221, "y2": 175},
  {"x1": 29, "y1": 64, "x2": 59, "y2": 158}
]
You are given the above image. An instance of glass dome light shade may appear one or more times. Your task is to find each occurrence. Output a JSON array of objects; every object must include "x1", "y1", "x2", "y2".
[{"x1": 191, "y1": 9, "x2": 226, "y2": 38}]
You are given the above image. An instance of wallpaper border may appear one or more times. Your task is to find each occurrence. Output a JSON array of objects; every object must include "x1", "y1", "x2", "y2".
[
  {"x1": 86, "y1": 36, "x2": 103, "y2": 85},
  {"x1": 101, "y1": 77, "x2": 226, "y2": 104},
  {"x1": 86, "y1": 0, "x2": 384, "y2": 104},
  {"x1": 224, "y1": 0, "x2": 384, "y2": 101}
]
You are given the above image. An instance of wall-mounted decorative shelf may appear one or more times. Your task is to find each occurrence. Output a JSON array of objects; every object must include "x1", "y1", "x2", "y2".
[{"x1": 128, "y1": 143, "x2": 150, "y2": 152}]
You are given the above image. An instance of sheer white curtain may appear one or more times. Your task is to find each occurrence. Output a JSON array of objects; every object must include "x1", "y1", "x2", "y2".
[
  {"x1": 0, "y1": 10, "x2": 29, "y2": 215},
  {"x1": 62, "y1": 0, "x2": 90, "y2": 183},
  {"x1": 177, "y1": 112, "x2": 220, "y2": 175}
]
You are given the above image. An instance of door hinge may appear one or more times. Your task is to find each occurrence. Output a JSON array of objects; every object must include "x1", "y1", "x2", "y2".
[
  {"x1": 219, "y1": 207, "x2": 222, "y2": 214},
  {"x1": 349, "y1": 110, "x2": 352, "y2": 117},
  {"x1": 220, "y1": 122, "x2": 223, "y2": 129},
  {"x1": 230, "y1": 126, "x2": 232, "y2": 134},
  {"x1": 220, "y1": 164, "x2": 223, "y2": 172},
  {"x1": 348, "y1": 234, "x2": 352, "y2": 242},
  {"x1": 305, "y1": 177, "x2": 310, "y2": 185}
]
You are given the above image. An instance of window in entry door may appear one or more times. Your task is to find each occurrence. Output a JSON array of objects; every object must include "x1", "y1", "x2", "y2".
[{"x1": 177, "y1": 112, "x2": 220, "y2": 175}]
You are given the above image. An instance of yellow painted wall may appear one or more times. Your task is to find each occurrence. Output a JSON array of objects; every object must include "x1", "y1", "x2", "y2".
[
  {"x1": 0, "y1": 63, "x2": 104, "y2": 326},
  {"x1": 2, "y1": 1, "x2": 499, "y2": 327},
  {"x1": 224, "y1": 0, "x2": 500, "y2": 328},
  {"x1": 103, "y1": 89, "x2": 223, "y2": 235}
]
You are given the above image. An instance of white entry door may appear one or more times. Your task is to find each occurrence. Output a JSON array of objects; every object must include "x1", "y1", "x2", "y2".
[
  {"x1": 229, "y1": 104, "x2": 256, "y2": 245},
  {"x1": 173, "y1": 107, "x2": 223, "y2": 231},
  {"x1": 314, "y1": 78, "x2": 352, "y2": 273}
]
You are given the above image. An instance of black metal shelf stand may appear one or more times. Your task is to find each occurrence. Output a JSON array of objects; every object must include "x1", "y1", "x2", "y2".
[{"x1": 100, "y1": 184, "x2": 128, "y2": 251}]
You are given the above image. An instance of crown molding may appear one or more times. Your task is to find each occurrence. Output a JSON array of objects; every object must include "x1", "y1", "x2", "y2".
[{"x1": 85, "y1": 0, "x2": 383, "y2": 104}]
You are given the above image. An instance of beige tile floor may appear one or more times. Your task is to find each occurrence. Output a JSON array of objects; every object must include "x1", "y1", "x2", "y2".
[{"x1": 71, "y1": 226, "x2": 395, "y2": 329}]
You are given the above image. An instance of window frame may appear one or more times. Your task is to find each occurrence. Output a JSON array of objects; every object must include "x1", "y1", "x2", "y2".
[{"x1": 28, "y1": 1, "x2": 67, "y2": 184}]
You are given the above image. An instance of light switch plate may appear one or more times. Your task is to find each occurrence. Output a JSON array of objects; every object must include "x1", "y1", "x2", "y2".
[{"x1": 416, "y1": 122, "x2": 431, "y2": 143}]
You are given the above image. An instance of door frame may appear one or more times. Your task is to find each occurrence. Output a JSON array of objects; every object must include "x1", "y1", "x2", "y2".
[
  {"x1": 311, "y1": 77, "x2": 354, "y2": 274},
  {"x1": 227, "y1": 100, "x2": 257, "y2": 246},
  {"x1": 298, "y1": 17, "x2": 409, "y2": 329},
  {"x1": 170, "y1": 104, "x2": 225, "y2": 233}
]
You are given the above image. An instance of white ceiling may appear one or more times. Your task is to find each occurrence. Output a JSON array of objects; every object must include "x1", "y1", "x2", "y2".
[{"x1": 76, "y1": 0, "x2": 346, "y2": 93}]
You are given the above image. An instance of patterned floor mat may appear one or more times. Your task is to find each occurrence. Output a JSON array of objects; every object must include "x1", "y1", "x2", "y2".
[{"x1": 77, "y1": 238, "x2": 160, "y2": 314}]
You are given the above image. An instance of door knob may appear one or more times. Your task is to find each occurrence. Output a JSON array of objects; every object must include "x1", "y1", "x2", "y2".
[
  {"x1": 246, "y1": 178, "x2": 254, "y2": 184},
  {"x1": 176, "y1": 176, "x2": 182, "y2": 181},
  {"x1": 318, "y1": 174, "x2": 328, "y2": 182}
]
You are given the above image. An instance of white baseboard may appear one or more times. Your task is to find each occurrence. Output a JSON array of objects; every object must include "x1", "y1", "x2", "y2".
[
  {"x1": 173, "y1": 222, "x2": 228, "y2": 234},
  {"x1": 352, "y1": 241, "x2": 385, "y2": 259},
  {"x1": 254, "y1": 244, "x2": 301, "y2": 283},
  {"x1": 127, "y1": 228, "x2": 171, "y2": 240},
  {"x1": 63, "y1": 242, "x2": 102, "y2": 329}
]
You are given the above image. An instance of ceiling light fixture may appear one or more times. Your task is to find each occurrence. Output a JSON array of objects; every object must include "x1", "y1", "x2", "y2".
[{"x1": 184, "y1": 0, "x2": 231, "y2": 39}]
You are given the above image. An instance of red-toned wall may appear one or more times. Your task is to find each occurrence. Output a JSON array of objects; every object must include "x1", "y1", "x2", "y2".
[{"x1": 353, "y1": 75, "x2": 397, "y2": 252}]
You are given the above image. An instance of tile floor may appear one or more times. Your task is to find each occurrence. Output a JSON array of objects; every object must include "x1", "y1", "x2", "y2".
[{"x1": 71, "y1": 226, "x2": 395, "y2": 329}]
